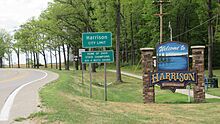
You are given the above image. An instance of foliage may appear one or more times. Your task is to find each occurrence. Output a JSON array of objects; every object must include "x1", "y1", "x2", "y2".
[
  {"x1": 11, "y1": 0, "x2": 220, "y2": 69},
  {"x1": 0, "y1": 29, "x2": 12, "y2": 60}
]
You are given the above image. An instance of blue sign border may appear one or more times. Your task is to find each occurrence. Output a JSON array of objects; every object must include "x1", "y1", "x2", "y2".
[{"x1": 156, "y1": 41, "x2": 189, "y2": 72}]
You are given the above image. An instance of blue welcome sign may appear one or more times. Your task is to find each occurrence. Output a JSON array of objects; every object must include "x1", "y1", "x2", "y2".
[
  {"x1": 156, "y1": 41, "x2": 189, "y2": 71},
  {"x1": 150, "y1": 41, "x2": 197, "y2": 91}
]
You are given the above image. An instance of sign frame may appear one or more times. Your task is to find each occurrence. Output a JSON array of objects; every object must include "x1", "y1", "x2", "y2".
[
  {"x1": 156, "y1": 41, "x2": 189, "y2": 72},
  {"x1": 82, "y1": 32, "x2": 112, "y2": 48},
  {"x1": 81, "y1": 50, "x2": 114, "y2": 64}
]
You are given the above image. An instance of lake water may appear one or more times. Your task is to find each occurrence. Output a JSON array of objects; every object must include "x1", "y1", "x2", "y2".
[{"x1": 158, "y1": 56, "x2": 188, "y2": 71}]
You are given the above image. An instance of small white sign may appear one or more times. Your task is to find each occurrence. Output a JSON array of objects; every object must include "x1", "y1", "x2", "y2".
[{"x1": 79, "y1": 49, "x2": 85, "y2": 57}]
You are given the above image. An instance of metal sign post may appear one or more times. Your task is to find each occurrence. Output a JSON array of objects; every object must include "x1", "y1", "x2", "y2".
[
  {"x1": 104, "y1": 47, "x2": 107, "y2": 101},
  {"x1": 79, "y1": 49, "x2": 85, "y2": 84},
  {"x1": 82, "y1": 61, "x2": 84, "y2": 84},
  {"x1": 82, "y1": 32, "x2": 113, "y2": 101},
  {"x1": 89, "y1": 48, "x2": 92, "y2": 98},
  {"x1": 82, "y1": 50, "x2": 114, "y2": 100}
]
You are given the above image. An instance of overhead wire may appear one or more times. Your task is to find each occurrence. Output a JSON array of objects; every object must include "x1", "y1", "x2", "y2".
[{"x1": 173, "y1": 15, "x2": 219, "y2": 39}]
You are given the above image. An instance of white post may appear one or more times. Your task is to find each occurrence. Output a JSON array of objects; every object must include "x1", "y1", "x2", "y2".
[{"x1": 188, "y1": 85, "x2": 191, "y2": 103}]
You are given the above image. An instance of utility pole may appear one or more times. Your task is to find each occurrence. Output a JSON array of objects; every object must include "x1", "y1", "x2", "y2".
[
  {"x1": 153, "y1": 0, "x2": 170, "y2": 44},
  {"x1": 208, "y1": 0, "x2": 213, "y2": 79}
]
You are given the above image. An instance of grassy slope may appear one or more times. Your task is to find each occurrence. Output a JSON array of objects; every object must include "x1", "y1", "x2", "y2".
[
  {"x1": 31, "y1": 69, "x2": 220, "y2": 124},
  {"x1": 205, "y1": 70, "x2": 220, "y2": 96}
]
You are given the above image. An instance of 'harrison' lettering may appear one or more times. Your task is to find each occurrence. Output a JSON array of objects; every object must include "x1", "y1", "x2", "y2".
[{"x1": 151, "y1": 72, "x2": 196, "y2": 85}]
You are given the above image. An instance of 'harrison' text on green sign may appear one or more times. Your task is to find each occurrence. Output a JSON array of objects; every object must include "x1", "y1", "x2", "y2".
[
  {"x1": 82, "y1": 50, "x2": 114, "y2": 63},
  {"x1": 82, "y1": 32, "x2": 112, "y2": 48}
]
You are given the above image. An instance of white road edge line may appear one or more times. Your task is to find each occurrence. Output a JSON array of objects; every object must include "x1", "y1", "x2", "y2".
[{"x1": 0, "y1": 70, "x2": 48, "y2": 121}]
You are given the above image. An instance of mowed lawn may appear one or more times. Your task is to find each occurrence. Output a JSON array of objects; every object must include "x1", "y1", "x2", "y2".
[
  {"x1": 206, "y1": 70, "x2": 220, "y2": 96},
  {"x1": 29, "y1": 69, "x2": 220, "y2": 124},
  {"x1": 119, "y1": 65, "x2": 220, "y2": 97}
]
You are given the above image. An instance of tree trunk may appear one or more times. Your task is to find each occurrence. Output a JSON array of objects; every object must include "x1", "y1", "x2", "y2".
[
  {"x1": 50, "y1": 48, "x2": 53, "y2": 69},
  {"x1": 0, "y1": 57, "x2": 2, "y2": 68},
  {"x1": 66, "y1": 45, "x2": 70, "y2": 70},
  {"x1": 25, "y1": 52, "x2": 28, "y2": 68},
  {"x1": 208, "y1": 0, "x2": 213, "y2": 78},
  {"x1": 31, "y1": 52, "x2": 33, "y2": 68},
  {"x1": 62, "y1": 43, "x2": 67, "y2": 70},
  {"x1": 33, "y1": 52, "x2": 36, "y2": 68},
  {"x1": 17, "y1": 48, "x2": 20, "y2": 68},
  {"x1": 130, "y1": 11, "x2": 135, "y2": 65},
  {"x1": 42, "y1": 50, "x2": 47, "y2": 68},
  {"x1": 55, "y1": 49, "x2": 58, "y2": 69},
  {"x1": 83, "y1": 64, "x2": 86, "y2": 70},
  {"x1": 116, "y1": 0, "x2": 122, "y2": 83},
  {"x1": 36, "y1": 53, "x2": 39, "y2": 69},
  {"x1": 75, "y1": 47, "x2": 79, "y2": 70},
  {"x1": 176, "y1": 14, "x2": 180, "y2": 41},
  {"x1": 92, "y1": 64, "x2": 96, "y2": 72},
  {"x1": 28, "y1": 52, "x2": 30, "y2": 68},
  {"x1": 58, "y1": 46, "x2": 62, "y2": 70},
  {"x1": 8, "y1": 53, "x2": 11, "y2": 68},
  {"x1": 80, "y1": 57, "x2": 82, "y2": 70},
  {"x1": 121, "y1": 46, "x2": 124, "y2": 65},
  {"x1": 11, "y1": 55, "x2": 13, "y2": 68},
  {"x1": 123, "y1": 17, "x2": 128, "y2": 63}
]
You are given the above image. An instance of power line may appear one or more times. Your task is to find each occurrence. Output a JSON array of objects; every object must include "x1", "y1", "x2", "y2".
[{"x1": 173, "y1": 15, "x2": 219, "y2": 39}]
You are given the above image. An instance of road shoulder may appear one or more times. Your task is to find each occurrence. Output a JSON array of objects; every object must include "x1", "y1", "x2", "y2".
[{"x1": 9, "y1": 70, "x2": 59, "y2": 124}]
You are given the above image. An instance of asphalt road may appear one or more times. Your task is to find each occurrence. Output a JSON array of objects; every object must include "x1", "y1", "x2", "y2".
[{"x1": 0, "y1": 69, "x2": 59, "y2": 124}]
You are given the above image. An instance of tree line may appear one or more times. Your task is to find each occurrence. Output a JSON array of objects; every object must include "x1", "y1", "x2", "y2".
[{"x1": 0, "y1": 0, "x2": 219, "y2": 82}]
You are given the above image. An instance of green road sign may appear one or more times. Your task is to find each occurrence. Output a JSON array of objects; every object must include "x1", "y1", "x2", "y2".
[
  {"x1": 82, "y1": 50, "x2": 114, "y2": 63},
  {"x1": 82, "y1": 32, "x2": 112, "y2": 48}
]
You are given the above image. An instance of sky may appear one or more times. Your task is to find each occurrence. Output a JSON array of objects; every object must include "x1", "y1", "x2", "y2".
[
  {"x1": 0, "y1": 0, "x2": 52, "y2": 32},
  {"x1": 0, "y1": 0, "x2": 60, "y2": 65}
]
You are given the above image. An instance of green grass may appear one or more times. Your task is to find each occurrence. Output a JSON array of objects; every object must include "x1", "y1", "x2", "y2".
[
  {"x1": 30, "y1": 69, "x2": 220, "y2": 124},
  {"x1": 205, "y1": 70, "x2": 220, "y2": 96},
  {"x1": 107, "y1": 64, "x2": 142, "y2": 76},
  {"x1": 119, "y1": 65, "x2": 220, "y2": 97},
  {"x1": 14, "y1": 117, "x2": 27, "y2": 122},
  {"x1": 206, "y1": 88, "x2": 220, "y2": 97}
]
